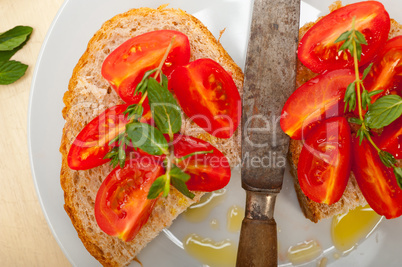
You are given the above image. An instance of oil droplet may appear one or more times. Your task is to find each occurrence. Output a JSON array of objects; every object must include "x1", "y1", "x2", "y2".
[
  {"x1": 210, "y1": 218, "x2": 220, "y2": 230},
  {"x1": 333, "y1": 252, "x2": 340, "y2": 259},
  {"x1": 287, "y1": 240, "x2": 322, "y2": 265},
  {"x1": 183, "y1": 233, "x2": 237, "y2": 267},
  {"x1": 227, "y1": 205, "x2": 245, "y2": 232},
  {"x1": 331, "y1": 205, "x2": 382, "y2": 252},
  {"x1": 182, "y1": 189, "x2": 226, "y2": 223},
  {"x1": 317, "y1": 257, "x2": 328, "y2": 267}
]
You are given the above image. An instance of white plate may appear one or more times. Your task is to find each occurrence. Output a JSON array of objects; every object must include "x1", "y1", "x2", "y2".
[{"x1": 28, "y1": 0, "x2": 402, "y2": 266}]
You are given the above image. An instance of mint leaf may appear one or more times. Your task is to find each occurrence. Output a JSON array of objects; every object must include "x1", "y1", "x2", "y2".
[
  {"x1": 362, "y1": 63, "x2": 373, "y2": 80},
  {"x1": 344, "y1": 81, "x2": 356, "y2": 112},
  {"x1": 147, "y1": 175, "x2": 166, "y2": 199},
  {"x1": 0, "y1": 60, "x2": 28, "y2": 84},
  {"x1": 355, "y1": 30, "x2": 368, "y2": 45},
  {"x1": 0, "y1": 26, "x2": 32, "y2": 51},
  {"x1": 135, "y1": 69, "x2": 157, "y2": 95},
  {"x1": 147, "y1": 77, "x2": 182, "y2": 137},
  {"x1": 123, "y1": 104, "x2": 143, "y2": 121},
  {"x1": 171, "y1": 177, "x2": 195, "y2": 199},
  {"x1": 365, "y1": 95, "x2": 402, "y2": 129},
  {"x1": 170, "y1": 165, "x2": 191, "y2": 182},
  {"x1": 0, "y1": 34, "x2": 31, "y2": 62},
  {"x1": 348, "y1": 117, "x2": 363, "y2": 125},
  {"x1": 355, "y1": 43, "x2": 362, "y2": 61},
  {"x1": 334, "y1": 30, "x2": 352, "y2": 43},
  {"x1": 379, "y1": 150, "x2": 397, "y2": 168},
  {"x1": 126, "y1": 122, "x2": 168, "y2": 155}
]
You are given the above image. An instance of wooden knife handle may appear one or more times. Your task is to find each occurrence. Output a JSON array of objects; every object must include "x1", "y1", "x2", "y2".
[{"x1": 236, "y1": 217, "x2": 277, "y2": 267}]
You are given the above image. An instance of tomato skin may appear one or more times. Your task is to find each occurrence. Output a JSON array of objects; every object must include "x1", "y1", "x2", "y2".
[
  {"x1": 102, "y1": 30, "x2": 190, "y2": 104},
  {"x1": 171, "y1": 134, "x2": 231, "y2": 191},
  {"x1": 94, "y1": 158, "x2": 164, "y2": 241},
  {"x1": 364, "y1": 35, "x2": 402, "y2": 103},
  {"x1": 297, "y1": 117, "x2": 351, "y2": 204},
  {"x1": 298, "y1": 1, "x2": 390, "y2": 73},
  {"x1": 280, "y1": 69, "x2": 355, "y2": 140},
  {"x1": 67, "y1": 103, "x2": 152, "y2": 170},
  {"x1": 352, "y1": 136, "x2": 402, "y2": 219},
  {"x1": 379, "y1": 116, "x2": 402, "y2": 159},
  {"x1": 170, "y1": 58, "x2": 241, "y2": 139}
]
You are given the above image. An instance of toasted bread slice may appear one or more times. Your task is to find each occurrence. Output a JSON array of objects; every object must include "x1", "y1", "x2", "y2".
[
  {"x1": 289, "y1": 1, "x2": 402, "y2": 223},
  {"x1": 59, "y1": 6, "x2": 243, "y2": 266}
]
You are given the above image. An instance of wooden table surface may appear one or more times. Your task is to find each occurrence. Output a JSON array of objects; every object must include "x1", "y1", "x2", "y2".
[{"x1": 0, "y1": 0, "x2": 71, "y2": 266}]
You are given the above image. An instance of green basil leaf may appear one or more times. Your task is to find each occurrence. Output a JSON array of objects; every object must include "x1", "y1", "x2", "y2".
[
  {"x1": 334, "y1": 30, "x2": 352, "y2": 43},
  {"x1": 365, "y1": 95, "x2": 402, "y2": 129},
  {"x1": 394, "y1": 167, "x2": 402, "y2": 190},
  {"x1": 147, "y1": 78, "x2": 182, "y2": 136},
  {"x1": 0, "y1": 26, "x2": 33, "y2": 51},
  {"x1": 170, "y1": 165, "x2": 190, "y2": 182},
  {"x1": 0, "y1": 60, "x2": 28, "y2": 84},
  {"x1": 126, "y1": 122, "x2": 168, "y2": 155},
  {"x1": 147, "y1": 175, "x2": 166, "y2": 199},
  {"x1": 171, "y1": 177, "x2": 195, "y2": 199}
]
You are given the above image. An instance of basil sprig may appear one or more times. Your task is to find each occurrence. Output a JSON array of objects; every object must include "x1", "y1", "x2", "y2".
[
  {"x1": 0, "y1": 26, "x2": 32, "y2": 85},
  {"x1": 335, "y1": 17, "x2": 402, "y2": 188},
  {"x1": 104, "y1": 67, "x2": 213, "y2": 200},
  {"x1": 365, "y1": 95, "x2": 402, "y2": 129},
  {"x1": 147, "y1": 77, "x2": 182, "y2": 139}
]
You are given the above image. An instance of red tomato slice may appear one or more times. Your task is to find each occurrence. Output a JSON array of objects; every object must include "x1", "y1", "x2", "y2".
[
  {"x1": 352, "y1": 136, "x2": 402, "y2": 219},
  {"x1": 297, "y1": 117, "x2": 351, "y2": 204},
  {"x1": 95, "y1": 158, "x2": 164, "y2": 242},
  {"x1": 171, "y1": 134, "x2": 231, "y2": 191},
  {"x1": 67, "y1": 103, "x2": 152, "y2": 170},
  {"x1": 298, "y1": 1, "x2": 390, "y2": 73},
  {"x1": 280, "y1": 69, "x2": 355, "y2": 140},
  {"x1": 364, "y1": 35, "x2": 402, "y2": 103},
  {"x1": 379, "y1": 116, "x2": 402, "y2": 159},
  {"x1": 102, "y1": 30, "x2": 190, "y2": 104},
  {"x1": 170, "y1": 58, "x2": 241, "y2": 139}
]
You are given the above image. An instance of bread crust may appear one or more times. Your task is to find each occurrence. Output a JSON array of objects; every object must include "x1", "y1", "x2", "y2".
[
  {"x1": 60, "y1": 6, "x2": 243, "y2": 266},
  {"x1": 289, "y1": 1, "x2": 402, "y2": 222}
]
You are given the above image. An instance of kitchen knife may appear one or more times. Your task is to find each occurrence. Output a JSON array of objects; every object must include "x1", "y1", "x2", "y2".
[{"x1": 236, "y1": 0, "x2": 300, "y2": 266}]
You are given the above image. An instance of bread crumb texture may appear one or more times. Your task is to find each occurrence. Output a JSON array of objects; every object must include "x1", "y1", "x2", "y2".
[
  {"x1": 289, "y1": 2, "x2": 402, "y2": 223},
  {"x1": 60, "y1": 6, "x2": 243, "y2": 266}
]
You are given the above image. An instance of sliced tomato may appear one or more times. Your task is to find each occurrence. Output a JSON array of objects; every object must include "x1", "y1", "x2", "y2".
[
  {"x1": 171, "y1": 134, "x2": 231, "y2": 191},
  {"x1": 170, "y1": 58, "x2": 241, "y2": 139},
  {"x1": 95, "y1": 158, "x2": 164, "y2": 242},
  {"x1": 102, "y1": 30, "x2": 190, "y2": 103},
  {"x1": 352, "y1": 136, "x2": 402, "y2": 219},
  {"x1": 280, "y1": 69, "x2": 355, "y2": 140},
  {"x1": 378, "y1": 116, "x2": 402, "y2": 159},
  {"x1": 364, "y1": 35, "x2": 402, "y2": 103},
  {"x1": 297, "y1": 117, "x2": 351, "y2": 204},
  {"x1": 298, "y1": 1, "x2": 390, "y2": 73},
  {"x1": 67, "y1": 103, "x2": 152, "y2": 170}
]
